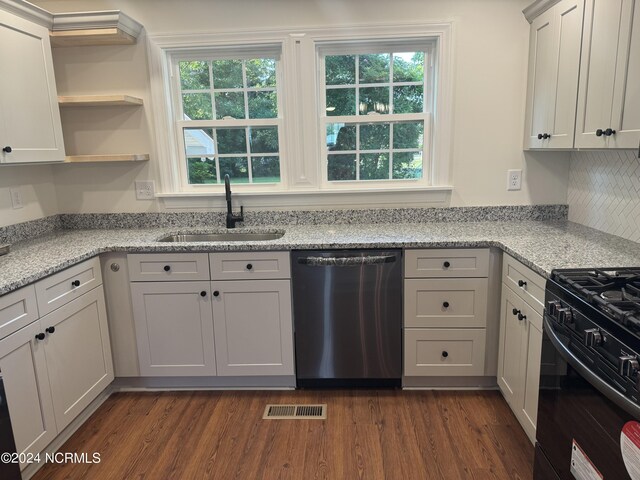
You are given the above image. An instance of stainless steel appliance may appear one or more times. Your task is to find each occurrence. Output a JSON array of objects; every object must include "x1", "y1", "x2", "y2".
[
  {"x1": 536, "y1": 268, "x2": 640, "y2": 479},
  {"x1": 0, "y1": 372, "x2": 21, "y2": 480},
  {"x1": 291, "y1": 249, "x2": 402, "y2": 388}
]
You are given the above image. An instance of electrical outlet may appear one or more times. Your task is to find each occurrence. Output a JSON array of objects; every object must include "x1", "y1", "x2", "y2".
[
  {"x1": 9, "y1": 188, "x2": 23, "y2": 209},
  {"x1": 507, "y1": 169, "x2": 522, "y2": 191},
  {"x1": 135, "y1": 181, "x2": 155, "y2": 200}
]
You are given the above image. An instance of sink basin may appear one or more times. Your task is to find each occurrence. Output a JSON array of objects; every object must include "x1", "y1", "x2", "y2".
[{"x1": 158, "y1": 232, "x2": 284, "y2": 242}]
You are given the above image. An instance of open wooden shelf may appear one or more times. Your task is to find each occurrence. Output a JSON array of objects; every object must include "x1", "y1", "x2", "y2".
[
  {"x1": 50, "y1": 28, "x2": 136, "y2": 47},
  {"x1": 64, "y1": 154, "x2": 149, "y2": 164},
  {"x1": 58, "y1": 95, "x2": 143, "y2": 107}
]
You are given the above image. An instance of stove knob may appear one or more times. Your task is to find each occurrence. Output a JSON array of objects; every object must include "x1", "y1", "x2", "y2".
[
  {"x1": 557, "y1": 307, "x2": 574, "y2": 324},
  {"x1": 584, "y1": 328, "x2": 603, "y2": 347},
  {"x1": 547, "y1": 300, "x2": 561, "y2": 316},
  {"x1": 619, "y1": 356, "x2": 640, "y2": 377}
]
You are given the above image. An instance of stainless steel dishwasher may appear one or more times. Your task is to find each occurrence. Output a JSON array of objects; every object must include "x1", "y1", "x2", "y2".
[{"x1": 291, "y1": 249, "x2": 402, "y2": 388}]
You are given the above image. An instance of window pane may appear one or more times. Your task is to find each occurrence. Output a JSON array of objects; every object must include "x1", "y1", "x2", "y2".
[
  {"x1": 393, "y1": 52, "x2": 424, "y2": 82},
  {"x1": 359, "y1": 87, "x2": 389, "y2": 115},
  {"x1": 246, "y1": 59, "x2": 276, "y2": 88},
  {"x1": 215, "y1": 92, "x2": 246, "y2": 119},
  {"x1": 328, "y1": 154, "x2": 356, "y2": 180},
  {"x1": 359, "y1": 54, "x2": 390, "y2": 83},
  {"x1": 183, "y1": 128, "x2": 215, "y2": 156},
  {"x1": 217, "y1": 128, "x2": 247, "y2": 154},
  {"x1": 179, "y1": 61, "x2": 210, "y2": 90},
  {"x1": 251, "y1": 156, "x2": 280, "y2": 183},
  {"x1": 219, "y1": 156, "x2": 249, "y2": 182},
  {"x1": 326, "y1": 88, "x2": 356, "y2": 116},
  {"x1": 393, "y1": 85, "x2": 424, "y2": 113},
  {"x1": 187, "y1": 157, "x2": 217, "y2": 184},
  {"x1": 182, "y1": 93, "x2": 212, "y2": 120},
  {"x1": 360, "y1": 153, "x2": 389, "y2": 180},
  {"x1": 392, "y1": 152, "x2": 423, "y2": 179},
  {"x1": 327, "y1": 124, "x2": 356, "y2": 151},
  {"x1": 250, "y1": 127, "x2": 279, "y2": 153},
  {"x1": 212, "y1": 60, "x2": 243, "y2": 89},
  {"x1": 393, "y1": 122, "x2": 424, "y2": 149},
  {"x1": 248, "y1": 91, "x2": 277, "y2": 119},
  {"x1": 360, "y1": 123, "x2": 390, "y2": 150},
  {"x1": 326, "y1": 55, "x2": 356, "y2": 85}
]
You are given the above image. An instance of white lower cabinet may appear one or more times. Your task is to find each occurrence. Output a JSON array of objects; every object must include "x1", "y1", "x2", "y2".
[
  {"x1": 131, "y1": 281, "x2": 216, "y2": 376},
  {"x1": 0, "y1": 321, "x2": 56, "y2": 470},
  {"x1": 212, "y1": 280, "x2": 294, "y2": 376}
]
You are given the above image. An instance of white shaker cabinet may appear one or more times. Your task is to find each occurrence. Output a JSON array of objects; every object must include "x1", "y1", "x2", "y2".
[
  {"x1": 524, "y1": 0, "x2": 585, "y2": 149},
  {"x1": 575, "y1": 0, "x2": 640, "y2": 148},
  {"x1": 0, "y1": 7, "x2": 65, "y2": 164}
]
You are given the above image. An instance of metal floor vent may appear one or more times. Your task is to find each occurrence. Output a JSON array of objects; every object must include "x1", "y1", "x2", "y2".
[{"x1": 263, "y1": 404, "x2": 327, "y2": 420}]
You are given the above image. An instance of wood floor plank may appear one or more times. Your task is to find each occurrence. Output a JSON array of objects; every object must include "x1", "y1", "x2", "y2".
[{"x1": 32, "y1": 390, "x2": 534, "y2": 480}]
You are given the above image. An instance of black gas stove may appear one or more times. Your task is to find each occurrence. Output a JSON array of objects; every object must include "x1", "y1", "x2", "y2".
[{"x1": 535, "y1": 267, "x2": 640, "y2": 480}]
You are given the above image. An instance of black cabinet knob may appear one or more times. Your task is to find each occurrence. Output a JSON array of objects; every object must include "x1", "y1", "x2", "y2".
[
  {"x1": 71, "y1": 280, "x2": 80, "y2": 287},
  {"x1": 443, "y1": 261, "x2": 451, "y2": 268},
  {"x1": 35, "y1": 333, "x2": 45, "y2": 341},
  {"x1": 512, "y1": 308, "x2": 521, "y2": 316},
  {"x1": 543, "y1": 133, "x2": 551, "y2": 139},
  {"x1": 605, "y1": 128, "x2": 616, "y2": 136},
  {"x1": 163, "y1": 265, "x2": 171, "y2": 272},
  {"x1": 518, "y1": 280, "x2": 527, "y2": 287},
  {"x1": 2, "y1": 146, "x2": 12, "y2": 153},
  {"x1": 537, "y1": 133, "x2": 543, "y2": 140},
  {"x1": 443, "y1": 301, "x2": 450, "y2": 308},
  {"x1": 246, "y1": 264, "x2": 253, "y2": 270},
  {"x1": 200, "y1": 291, "x2": 207, "y2": 297},
  {"x1": 596, "y1": 129, "x2": 604, "y2": 137},
  {"x1": 518, "y1": 313, "x2": 526, "y2": 321},
  {"x1": 442, "y1": 351, "x2": 449, "y2": 358},
  {"x1": 213, "y1": 290, "x2": 220, "y2": 297},
  {"x1": 46, "y1": 326, "x2": 55, "y2": 334}
]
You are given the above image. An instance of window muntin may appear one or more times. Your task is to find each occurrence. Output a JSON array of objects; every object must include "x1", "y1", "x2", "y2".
[{"x1": 175, "y1": 55, "x2": 282, "y2": 186}]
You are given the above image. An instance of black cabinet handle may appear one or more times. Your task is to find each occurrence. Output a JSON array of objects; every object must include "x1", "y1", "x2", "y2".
[
  {"x1": 442, "y1": 351, "x2": 449, "y2": 358},
  {"x1": 605, "y1": 128, "x2": 616, "y2": 136},
  {"x1": 163, "y1": 265, "x2": 171, "y2": 272},
  {"x1": 537, "y1": 133, "x2": 543, "y2": 140},
  {"x1": 443, "y1": 261, "x2": 451, "y2": 268},
  {"x1": 443, "y1": 301, "x2": 450, "y2": 308},
  {"x1": 596, "y1": 129, "x2": 604, "y2": 137},
  {"x1": 246, "y1": 263, "x2": 253, "y2": 270},
  {"x1": 538, "y1": 133, "x2": 551, "y2": 139},
  {"x1": 46, "y1": 326, "x2": 55, "y2": 334},
  {"x1": 35, "y1": 333, "x2": 45, "y2": 341},
  {"x1": 512, "y1": 308, "x2": 521, "y2": 316},
  {"x1": 213, "y1": 291, "x2": 220, "y2": 297},
  {"x1": 2, "y1": 146, "x2": 12, "y2": 153},
  {"x1": 518, "y1": 313, "x2": 526, "y2": 321},
  {"x1": 200, "y1": 291, "x2": 207, "y2": 297},
  {"x1": 71, "y1": 280, "x2": 80, "y2": 287},
  {"x1": 518, "y1": 280, "x2": 527, "y2": 287}
]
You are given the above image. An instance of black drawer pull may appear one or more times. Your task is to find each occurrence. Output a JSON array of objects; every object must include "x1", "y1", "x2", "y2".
[
  {"x1": 200, "y1": 291, "x2": 207, "y2": 297},
  {"x1": 163, "y1": 265, "x2": 171, "y2": 272},
  {"x1": 443, "y1": 301, "x2": 450, "y2": 308},
  {"x1": 442, "y1": 351, "x2": 449, "y2": 358},
  {"x1": 35, "y1": 333, "x2": 45, "y2": 341},
  {"x1": 213, "y1": 291, "x2": 220, "y2": 297},
  {"x1": 512, "y1": 308, "x2": 521, "y2": 316},
  {"x1": 443, "y1": 261, "x2": 451, "y2": 268},
  {"x1": 2, "y1": 146, "x2": 12, "y2": 153},
  {"x1": 46, "y1": 326, "x2": 55, "y2": 334},
  {"x1": 518, "y1": 280, "x2": 527, "y2": 287},
  {"x1": 246, "y1": 263, "x2": 253, "y2": 270},
  {"x1": 71, "y1": 280, "x2": 80, "y2": 287},
  {"x1": 518, "y1": 313, "x2": 526, "y2": 321}
]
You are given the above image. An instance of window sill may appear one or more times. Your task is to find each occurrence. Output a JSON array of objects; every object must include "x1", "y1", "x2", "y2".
[{"x1": 157, "y1": 185, "x2": 453, "y2": 209}]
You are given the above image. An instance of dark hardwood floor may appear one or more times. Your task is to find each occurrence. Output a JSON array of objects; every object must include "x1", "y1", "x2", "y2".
[{"x1": 32, "y1": 390, "x2": 533, "y2": 480}]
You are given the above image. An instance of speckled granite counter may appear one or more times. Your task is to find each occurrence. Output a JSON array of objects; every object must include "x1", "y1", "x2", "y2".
[{"x1": 2, "y1": 220, "x2": 640, "y2": 296}]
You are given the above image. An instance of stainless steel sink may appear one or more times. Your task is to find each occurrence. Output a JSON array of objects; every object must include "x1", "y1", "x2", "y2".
[{"x1": 158, "y1": 232, "x2": 284, "y2": 242}]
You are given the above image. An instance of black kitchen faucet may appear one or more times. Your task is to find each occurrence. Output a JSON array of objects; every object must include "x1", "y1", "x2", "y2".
[{"x1": 224, "y1": 174, "x2": 244, "y2": 228}]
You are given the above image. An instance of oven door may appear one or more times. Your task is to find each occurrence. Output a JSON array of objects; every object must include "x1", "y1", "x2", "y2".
[{"x1": 535, "y1": 315, "x2": 640, "y2": 480}]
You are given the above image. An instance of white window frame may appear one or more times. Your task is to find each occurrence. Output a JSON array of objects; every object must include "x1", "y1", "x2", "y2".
[{"x1": 147, "y1": 23, "x2": 453, "y2": 208}]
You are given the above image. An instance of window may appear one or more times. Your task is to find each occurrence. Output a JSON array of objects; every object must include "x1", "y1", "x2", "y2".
[
  {"x1": 174, "y1": 53, "x2": 283, "y2": 187},
  {"x1": 320, "y1": 46, "x2": 433, "y2": 184}
]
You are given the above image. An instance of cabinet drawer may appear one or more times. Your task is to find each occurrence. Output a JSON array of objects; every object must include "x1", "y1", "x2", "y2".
[
  {"x1": 404, "y1": 328, "x2": 486, "y2": 376},
  {"x1": 210, "y1": 252, "x2": 290, "y2": 280},
  {"x1": 405, "y1": 249, "x2": 489, "y2": 278},
  {"x1": 405, "y1": 278, "x2": 488, "y2": 328},
  {"x1": 128, "y1": 253, "x2": 210, "y2": 282},
  {"x1": 0, "y1": 285, "x2": 39, "y2": 340},
  {"x1": 503, "y1": 254, "x2": 546, "y2": 311},
  {"x1": 35, "y1": 257, "x2": 102, "y2": 316}
]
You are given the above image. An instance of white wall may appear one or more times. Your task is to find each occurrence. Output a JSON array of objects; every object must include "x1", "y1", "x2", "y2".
[
  {"x1": 31, "y1": 0, "x2": 570, "y2": 213},
  {"x1": 0, "y1": 165, "x2": 59, "y2": 227}
]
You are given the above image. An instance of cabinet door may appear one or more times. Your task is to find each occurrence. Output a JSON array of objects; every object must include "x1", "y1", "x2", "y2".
[
  {"x1": 131, "y1": 281, "x2": 216, "y2": 376},
  {"x1": 42, "y1": 287, "x2": 114, "y2": 431},
  {"x1": 0, "y1": 321, "x2": 57, "y2": 470},
  {"x1": 520, "y1": 314, "x2": 543, "y2": 443},
  {"x1": 497, "y1": 286, "x2": 524, "y2": 408},
  {"x1": 0, "y1": 10, "x2": 65, "y2": 164},
  {"x1": 212, "y1": 280, "x2": 294, "y2": 376}
]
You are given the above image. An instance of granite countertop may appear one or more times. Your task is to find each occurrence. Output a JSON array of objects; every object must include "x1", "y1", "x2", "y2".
[{"x1": 2, "y1": 220, "x2": 640, "y2": 296}]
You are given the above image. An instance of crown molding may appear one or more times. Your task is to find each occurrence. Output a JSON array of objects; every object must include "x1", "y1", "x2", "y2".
[
  {"x1": 523, "y1": 0, "x2": 562, "y2": 23},
  {"x1": 0, "y1": 0, "x2": 53, "y2": 27},
  {"x1": 51, "y1": 10, "x2": 143, "y2": 38}
]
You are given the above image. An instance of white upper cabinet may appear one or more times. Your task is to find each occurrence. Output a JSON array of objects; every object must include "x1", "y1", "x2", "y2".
[
  {"x1": 524, "y1": 0, "x2": 585, "y2": 149},
  {"x1": 0, "y1": 7, "x2": 65, "y2": 164},
  {"x1": 575, "y1": 0, "x2": 640, "y2": 148}
]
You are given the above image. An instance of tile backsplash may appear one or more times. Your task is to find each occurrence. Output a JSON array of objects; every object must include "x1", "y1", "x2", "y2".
[{"x1": 568, "y1": 150, "x2": 640, "y2": 243}]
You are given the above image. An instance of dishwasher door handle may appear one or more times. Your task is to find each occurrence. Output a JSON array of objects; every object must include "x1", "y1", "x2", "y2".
[{"x1": 297, "y1": 255, "x2": 397, "y2": 266}]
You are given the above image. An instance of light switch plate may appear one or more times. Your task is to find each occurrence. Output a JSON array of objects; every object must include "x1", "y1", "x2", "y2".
[
  {"x1": 135, "y1": 181, "x2": 155, "y2": 200},
  {"x1": 9, "y1": 188, "x2": 23, "y2": 209},
  {"x1": 507, "y1": 169, "x2": 522, "y2": 191}
]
